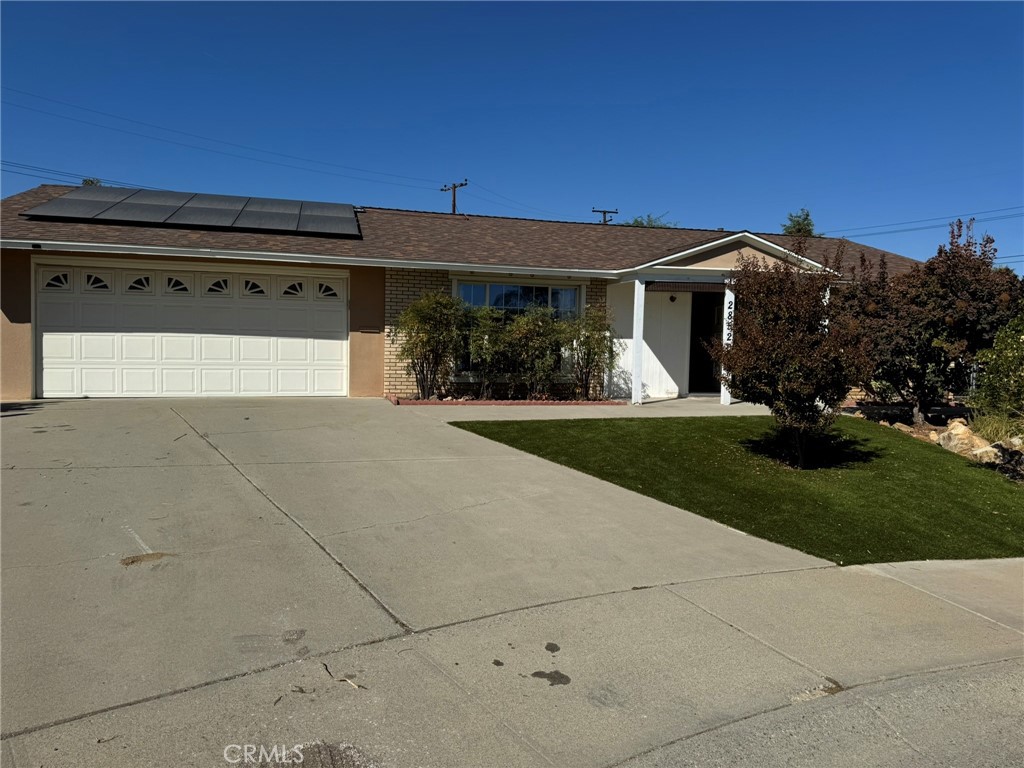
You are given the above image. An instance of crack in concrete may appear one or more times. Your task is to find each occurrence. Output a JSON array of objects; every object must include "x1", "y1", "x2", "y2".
[
  {"x1": 0, "y1": 630, "x2": 408, "y2": 741},
  {"x1": 601, "y1": 657, "x2": 1023, "y2": 768},
  {"x1": 661, "y1": 584, "x2": 835, "y2": 681},
  {"x1": 862, "y1": 700, "x2": 935, "y2": 761}
]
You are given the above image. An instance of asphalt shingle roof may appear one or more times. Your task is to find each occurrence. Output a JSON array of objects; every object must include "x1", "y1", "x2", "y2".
[{"x1": 2, "y1": 185, "x2": 919, "y2": 274}]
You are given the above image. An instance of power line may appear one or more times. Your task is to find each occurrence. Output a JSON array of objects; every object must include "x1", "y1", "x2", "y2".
[
  {"x1": 837, "y1": 212, "x2": 1024, "y2": 238},
  {"x1": 1, "y1": 85, "x2": 444, "y2": 186},
  {"x1": 1, "y1": 161, "x2": 163, "y2": 189},
  {"x1": 470, "y1": 181, "x2": 563, "y2": 217},
  {"x1": 2, "y1": 168, "x2": 82, "y2": 185},
  {"x1": 2, "y1": 87, "x2": 586, "y2": 220},
  {"x1": 826, "y1": 205, "x2": 1024, "y2": 235},
  {"x1": 2, "y1": 100, "x2": 441, "y2": 192}
]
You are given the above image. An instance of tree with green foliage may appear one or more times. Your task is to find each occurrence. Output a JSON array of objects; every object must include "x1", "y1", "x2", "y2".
[
  {"x1": 973, "y1": 305, "x2": 1024, "y2": 417},
  {"x1": 390, "y1": 292, "x2": 468, "y2": 399},
  {"x1": 619, "y1": 212, "x2": 676, "y2": 228},
  {"x1": 840, "y1": 220, "x2": 1021, "y2": 423},
  {"x1": 709, "y1": 247, "x2": 870, "y2": 467},
  {"x1": 81, "y1": 177, "x2": 102, "y2": 186},
  {"x1": 782, "y1": 208, "x2": 816, "y2": 237}
]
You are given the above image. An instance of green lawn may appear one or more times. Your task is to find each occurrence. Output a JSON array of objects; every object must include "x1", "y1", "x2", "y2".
[{"x1": 452, "y1": 416, "x2": 1023, "y2": 565}]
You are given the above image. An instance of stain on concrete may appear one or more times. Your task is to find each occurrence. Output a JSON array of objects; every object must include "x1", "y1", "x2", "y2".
[
  {"x1": 545, "y1": 642, "x2": 560, "y2": 653},
  {"x1": 119, "y1": 552, "x2": 176, "y2": 567},
  {"x1": 587, "y1": 684, "x2": 627, "y2": 708},
  {"x1": 492, "y1": 659, "x2": 504, "y2": 667},
  {"x1": 531, "y1": 670, "x2": 571, "y2": 686},
  {"x1": 300, "y1": 742, "x2": 380, "y2": 768},
  {"x1": 282, "y1": 629, "x2": 307, "y2": 644}
]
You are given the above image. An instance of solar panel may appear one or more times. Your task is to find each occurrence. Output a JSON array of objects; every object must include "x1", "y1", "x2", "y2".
[
  {"x1": 165, "y1": 194, "x2": 247, "y2": 227},
  {"x1": 94, "y1": 203, "x2": 182, "y2": 223},
  {"x1": 20, "y1": 187, "x2": 361, "y2": 239},
  {"x1": 232, "y1": 209, "x2": 300, "y2": 231},
  {"x1": 21, "y1": 186, "x2": 136, "y2": 219},
  {"x1": 297, "y1": 213, "x2": 361, "y2": 236},
  {"x1": 297, "y1": 201, "x2": 359, "y2": 235},
  {"x1": 242, "y1": 197, "x2": 302, "y2": 213}
]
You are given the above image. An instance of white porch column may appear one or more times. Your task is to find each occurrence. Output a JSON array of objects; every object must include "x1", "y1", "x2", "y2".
[
  {"x1": 631, "y1": 279, "x2": 645, "y2": 405},
  {"x1": 720, "y1": 286, "x2": 735, "y2": 405}
]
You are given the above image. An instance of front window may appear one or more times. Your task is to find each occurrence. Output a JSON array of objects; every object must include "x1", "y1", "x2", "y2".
[{"x1": 458, "y1": 282, "x2": 579, "y2": 318}]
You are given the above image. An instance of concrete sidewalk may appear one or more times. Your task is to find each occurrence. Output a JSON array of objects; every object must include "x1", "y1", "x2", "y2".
[
  {"x1": 400, "y1": 394, "x2": 771, "y2": 422},
  {"x1": 2, "y1": 398, "x2": 1021, "y2": 767}
]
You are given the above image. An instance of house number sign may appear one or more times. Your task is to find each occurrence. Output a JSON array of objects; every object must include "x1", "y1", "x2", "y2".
[{"x1": 724, "y1": 297, "x2": 735, "y2": 346}]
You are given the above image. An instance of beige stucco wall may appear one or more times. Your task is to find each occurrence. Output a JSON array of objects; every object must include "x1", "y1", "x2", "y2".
[
  {"x1": 347, "y1": 265, "x2": 385, "y2": 397},
  {"x1": 1, "y1": 250, "x2": 33, "y2": 401},
  {"x1": 660, "y1": 244, "x2": 787, "y2": 270},
  {"x1": 0, "y1": 250, "x2": 386, "y2": 400}
]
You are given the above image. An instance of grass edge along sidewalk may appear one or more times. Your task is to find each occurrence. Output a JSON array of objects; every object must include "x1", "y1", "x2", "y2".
[{"x1": 452, "y1": 416, "x2": 1023, "y2": 565}]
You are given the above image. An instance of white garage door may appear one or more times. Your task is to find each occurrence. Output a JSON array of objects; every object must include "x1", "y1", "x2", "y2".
[{"x1": 36, "y1": 265, "x2": 348, "y2": 397}]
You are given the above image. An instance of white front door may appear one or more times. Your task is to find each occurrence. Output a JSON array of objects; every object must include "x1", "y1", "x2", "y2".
[{"x1": 35, "y1": 265, "x2": 348, "y2": 397}]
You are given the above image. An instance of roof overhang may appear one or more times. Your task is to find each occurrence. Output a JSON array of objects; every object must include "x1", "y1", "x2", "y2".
[
  {"x1": 0, "y1": 239, "x2": 619, "y2": 280},
  {"x1": 0, "y1": 230, "x2": 837, "y2": 279}
]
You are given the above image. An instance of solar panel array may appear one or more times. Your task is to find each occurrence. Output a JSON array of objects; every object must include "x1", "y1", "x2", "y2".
[{"x1": 20, "y1": 186, "x2": 361, "y2": 238}]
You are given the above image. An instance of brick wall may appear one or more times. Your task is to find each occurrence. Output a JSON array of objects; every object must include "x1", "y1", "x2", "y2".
[
  {"x1": 384, "y1": 267, "x2": 452, "y2": 397},
  {"x1": 586, "y1": 279, "x2": 608, "y2": 312}
]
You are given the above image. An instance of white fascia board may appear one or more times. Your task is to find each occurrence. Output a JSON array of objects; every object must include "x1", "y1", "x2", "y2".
[
  {"x1": 0, "y1": 240, "x2": 619, "y2": 280},
  {"x1": 613, "y1": 271, "x2": 730, "y2": 284},
  {"x1": 631, "y1": 232, "x2": 826, "y2": 272}
]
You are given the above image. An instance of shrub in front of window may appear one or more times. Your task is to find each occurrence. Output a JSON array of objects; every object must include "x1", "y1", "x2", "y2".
[
  {"x1": 390, "y1": 292, "x2": 469, "y2": 400},
  {"x1": 467, "y1": 306, "x2": 512, "y2": 400},
  {"x1": 504, "y1": 306, "x2": 569, "y2": 399},
  {"x1": 564, "y1": 306, "x2": 621, "y2": 400}
]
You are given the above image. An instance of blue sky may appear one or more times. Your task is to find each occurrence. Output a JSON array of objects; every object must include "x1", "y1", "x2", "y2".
[{"x1": 2, "y1": 1, "x2": 1021, "y2": 270}]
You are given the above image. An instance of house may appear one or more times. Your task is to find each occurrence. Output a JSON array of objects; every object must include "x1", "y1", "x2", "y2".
[{"x1": 0, "y1": 184, "x2": 916, "y2": 404}]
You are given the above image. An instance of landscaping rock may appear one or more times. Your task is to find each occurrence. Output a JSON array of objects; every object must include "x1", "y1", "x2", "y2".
[
  {"x1": 879, "y1": 420, "x2": 891, "y2": 427},
  {"x1": 928, "y1": 430, "x2": 940, "y2": 443},
  {"x1": 1010, "y1": 435, "x2": 1023, "y2": 450},
  {"x1": 938, "y1": 421, "x2": 991, "y2": 456},
  {"x1": 893, "y1": 423, "x2": 914, "y2": 434},
  {"x1": 971, "y1": 445, "x2": 1003, "y2": 465}
]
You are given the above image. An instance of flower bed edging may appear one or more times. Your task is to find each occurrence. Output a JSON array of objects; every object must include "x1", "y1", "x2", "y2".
[{"x1": 387, "y1": 396, "x2": 627, "y2": 406}]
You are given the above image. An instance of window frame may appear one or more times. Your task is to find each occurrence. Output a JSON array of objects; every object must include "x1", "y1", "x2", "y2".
[{"x1": 453, "y1": 277, "x2": 585, "y2": 317}]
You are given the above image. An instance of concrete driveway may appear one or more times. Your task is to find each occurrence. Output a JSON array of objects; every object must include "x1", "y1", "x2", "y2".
[{"x1": 1, "y1": 398, "x2": 1021, "y2": 767}]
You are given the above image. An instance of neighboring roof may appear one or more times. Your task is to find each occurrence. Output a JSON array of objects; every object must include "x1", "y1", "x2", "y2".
[{"x1": 2, "y1": 185, "x2": 919, "y2": 275}]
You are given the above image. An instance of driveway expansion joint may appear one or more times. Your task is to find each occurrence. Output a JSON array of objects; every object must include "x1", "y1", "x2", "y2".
[{"x1": 169, "y1": 407, "x2": 414, "y2": 634}]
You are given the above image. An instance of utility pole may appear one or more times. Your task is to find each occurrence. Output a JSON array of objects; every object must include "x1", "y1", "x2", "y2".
[
  {"x1": 592, "y1": 207, "x2": 618, "y2": 224},
  {"x1": 441, "y1": 179, "x2": 469, "y2": 214}
]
